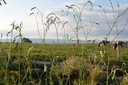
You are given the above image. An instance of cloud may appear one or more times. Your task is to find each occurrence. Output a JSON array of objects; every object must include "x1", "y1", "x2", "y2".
[
  {"x1": 23, "y1": 0, "x2": 128, "y2": 42},
  {"x1": 54, "y1": 1, "x2": 128, "y2": 41},
  {"x1": 2, "y1": 0, "x2": 128, "y2": 42}
]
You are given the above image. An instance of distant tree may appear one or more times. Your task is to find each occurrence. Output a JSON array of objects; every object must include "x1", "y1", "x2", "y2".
[{"x1": 22, "y1": 38, "x2": 32, "y2": 43}]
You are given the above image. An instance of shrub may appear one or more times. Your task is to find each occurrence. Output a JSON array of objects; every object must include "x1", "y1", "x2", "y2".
[{"x1": 22, "y1": 38, "x2": 32, "y2": 43}]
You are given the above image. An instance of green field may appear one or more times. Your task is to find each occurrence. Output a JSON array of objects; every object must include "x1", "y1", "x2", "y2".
[
  {"x1": 1, "y1": 42, "x2": 128, "y2": 61},
  {"x1": 0, "y1": 42, "x2": 128, "y2": 84}
]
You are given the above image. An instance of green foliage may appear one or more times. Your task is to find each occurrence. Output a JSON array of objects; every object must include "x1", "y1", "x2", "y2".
[{"x1": 0, "y1": 41, "x2": 128, "y2": 84}]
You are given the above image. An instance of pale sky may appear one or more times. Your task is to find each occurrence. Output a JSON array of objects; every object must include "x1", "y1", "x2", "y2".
[{"x1": 0, "y1": 0, "x2": 128, "y2": 42}]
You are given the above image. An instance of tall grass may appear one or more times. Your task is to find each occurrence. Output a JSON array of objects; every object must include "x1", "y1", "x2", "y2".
[
  {"x1": 0, "y1": 0, "x2": 128, "y2": 85},
  {"x1": 99, "y1": 0, "x2": 128, "y2": 43},
  {"x1": 65, "y1": 1, "x2": 93, "y2": 45}
]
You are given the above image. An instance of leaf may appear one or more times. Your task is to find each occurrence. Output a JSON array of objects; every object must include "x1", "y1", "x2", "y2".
[
  {"x1": 15, "y1": 26, "x2": 19, "y2": 30},
  {"x1": 65, "y1": 5, "x2": 69, "y2": 8},
  {"x1": 13, "y1": 39, "x2": 16, "y2": 43},
  {"x1": 70, "y1": 4, "x2": 75, "y2": 6},
  {"x1": 56, "y1": 16, "x2": 60, "y2": 20},
  {"x1": 14, "y1": 42, "x2": 19, "y2": 50},
  {"x1": 31, "y1": 7, "x2": 36, "y2": 10},
  {"x1": 87, "y1": 1, "x2": 93, "y2": 10},
  {"x1": 46, "y1": 13, "x2": 55, "y2": 19},
  {"x1": 65, "y1": 5, "x2": 72, "y2": 9},
  {"x1": 30, "y1": 13, "x2": 34, "y2": 16},
  {"x1": 99, "y1": 5, "x2": 102, "y2": 8},
  {"x1": 7, "y1": 31, "x2": 11, "y2": 36},
  {"x1": 3, "y1": 0, "x2": 7, "y2": 4},
  {"x1": 14, "y1": 35, "x2": 19, "y2": 39},
  {"x1": 95, "y1": 23, "x2": 99, "y2": 25},
  {"x1": 62, "y1": 10, "x2": 64, "y2": 12}
]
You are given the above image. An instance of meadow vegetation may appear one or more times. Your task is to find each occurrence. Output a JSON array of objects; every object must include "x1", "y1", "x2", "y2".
[
  {"x1": 0, "y1": 0, "x2": 128, "y2": 85},
  {"x1": 0, "y1": 42, "x2": 128, "y2": 85}
]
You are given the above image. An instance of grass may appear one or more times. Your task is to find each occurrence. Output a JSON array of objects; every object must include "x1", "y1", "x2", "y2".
[
  {"x1": 0, "y1": 43, "x2": 119, "y2": 59},
  {"x1": 0, "y1": 0, "x2": 128, "y2": 84},
  {"x1": 0, "y1": 41, "x2": 128, "y2": 85},
  {"x1": 1, "y1": 42, "x2": 128, "y2": 65},
  {"x1": 1, "y1": 42, "x2": 127, "y2": 61}
]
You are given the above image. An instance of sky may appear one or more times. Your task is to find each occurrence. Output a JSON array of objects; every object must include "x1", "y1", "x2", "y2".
[{"x1": 0, "y1": 0, "x2": 128, "y2": 42}]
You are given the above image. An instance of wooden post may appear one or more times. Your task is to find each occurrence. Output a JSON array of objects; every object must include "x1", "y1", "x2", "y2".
[{"x1": 117, "y1": 44, "x2": 120, "y2": 61}]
